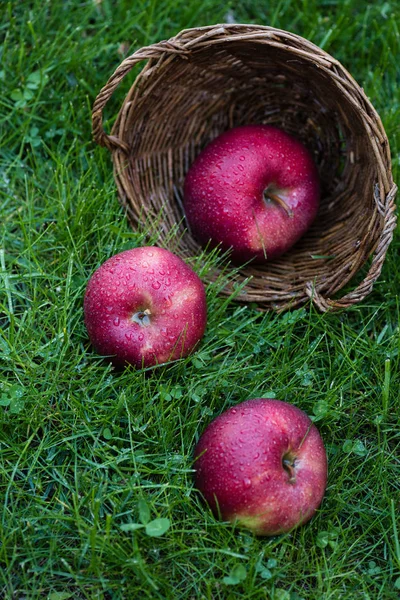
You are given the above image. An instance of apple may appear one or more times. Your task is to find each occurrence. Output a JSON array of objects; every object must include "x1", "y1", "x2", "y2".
[
  {"x1": 194, "y1": 398, "x2": 327, "y2": 536},
  {"x1": 84, "y1": 246, "x2": 207, "y2": 368},
  {"x1": 183, "y1": 125, "x2": 320, "y2": 263}
]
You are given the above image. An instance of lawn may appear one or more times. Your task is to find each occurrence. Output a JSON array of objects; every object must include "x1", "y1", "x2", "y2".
[{"x1": 1, "y1": 1, "x2": 400, "y2": 598}]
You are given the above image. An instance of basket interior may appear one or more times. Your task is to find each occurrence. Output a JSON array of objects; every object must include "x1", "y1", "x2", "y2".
[{"x1": 111, "y1": 39, "x2": 383, "y2": 307}]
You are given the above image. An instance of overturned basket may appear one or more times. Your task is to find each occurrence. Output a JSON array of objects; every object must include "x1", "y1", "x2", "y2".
[{"x1": 92, "y1": 24, "x2": 397, "y2": 311}]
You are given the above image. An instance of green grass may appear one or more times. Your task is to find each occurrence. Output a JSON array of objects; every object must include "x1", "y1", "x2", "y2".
[{"x1": 1, "y1": 0, "x2": 400, "y2": 598}]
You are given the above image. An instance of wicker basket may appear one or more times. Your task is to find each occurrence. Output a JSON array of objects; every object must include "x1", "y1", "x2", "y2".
[{"x1": 92, "y1": 24, "x2": 397, "y2": 311}]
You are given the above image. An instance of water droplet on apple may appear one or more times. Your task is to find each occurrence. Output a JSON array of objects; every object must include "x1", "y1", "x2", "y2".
[
  {"x1": 239, "y1": 155, "x2": 245, "y2": 161},
  {"x1": 238, "y1": 164, "x2": 244, "y2": 172},
  {"x1": 243, "y1": 478, "x2": 252, "y2": 489},
  {"x1": 113, "y1": 317, "x2": 120, "y2": 326},
  {"x1": 152, "y1": 281, "x2": 161, "y2": 290},
  {"x1": 164, "y1": 296, "x2": 172, "y2": 308},
  {"x1": 142, "y1": 261, "x2": 149, "y2": 268},
  {"x1": 125, "y1": 332, "x2": 133, "y2": 341},
  {"x1": 254, "y1": 452, "x2": 260, "y2": 459},
  {"x1": 138, "y1": 333, "x2": 144, "y2": 341}
]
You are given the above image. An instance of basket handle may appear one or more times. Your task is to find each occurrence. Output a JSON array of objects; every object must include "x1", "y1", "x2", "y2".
[
  {"x1": 306, "y1": 184, "x2": 397, "y2": 311},
  {"x1": 92, "y1": 41, "x2": 189, "y2": 153}
]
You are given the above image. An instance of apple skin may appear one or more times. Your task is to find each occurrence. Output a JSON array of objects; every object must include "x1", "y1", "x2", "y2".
[
  {"x1": 184, "y1": 125, "x2": 320, "y2": 263},
  {"x1": 194, "y1": 398, "x2": 327, "y2": 536},
  {"x1": 84, "y1": 246, "x2": 207, "y2": 368}
]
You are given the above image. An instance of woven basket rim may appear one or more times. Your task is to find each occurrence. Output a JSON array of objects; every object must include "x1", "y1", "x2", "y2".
[{"x1": 92, "y1": 23, "x2": 397, "y2": 312}]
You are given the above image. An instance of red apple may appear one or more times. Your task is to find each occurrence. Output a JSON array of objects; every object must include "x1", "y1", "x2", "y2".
[
  {"x1": 194, "y1": 398, "x2": 327, "y2": 536},
  {"x1": 84, "y1": 246, "x2": 207, "y2": 368},
  {"x1": 184, "y1": 125, "x2": 320, "y2": 263}
]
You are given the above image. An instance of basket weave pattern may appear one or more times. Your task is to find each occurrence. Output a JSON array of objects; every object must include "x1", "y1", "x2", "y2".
[{"x1": 92, "y1": 24, "x2": 397, "y2": 311}]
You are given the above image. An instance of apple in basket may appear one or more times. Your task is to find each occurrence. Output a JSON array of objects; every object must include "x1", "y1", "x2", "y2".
[
  {"x1": 184, "y1": 125, "x2": 320, "y2": 264},
  {"x1": 84, "y1": 246, "x2": 207, "y2": 368},
  {"x1": 194, "y1": 398, "x2": 327, "y2": 536}
]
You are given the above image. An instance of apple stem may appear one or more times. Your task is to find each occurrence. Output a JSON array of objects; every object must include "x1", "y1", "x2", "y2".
[
  {"x1": 265, "y1": 192, "x2": 294, "y2": 219},
  {"x1": 282, "y1": 457, "x2": 297, "y2": 484}
]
